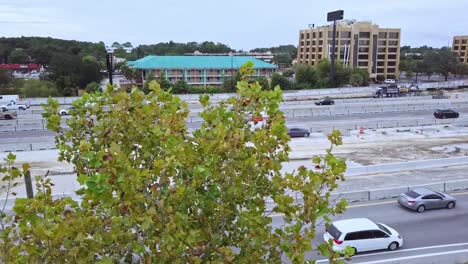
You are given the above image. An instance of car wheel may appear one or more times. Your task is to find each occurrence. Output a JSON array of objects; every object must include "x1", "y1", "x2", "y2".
[
  {"x1": 304, "y1": 133, "x2": 310, "y2": 137},
  {"x1": 19, "y1": 107, "x2": 25, "y2": 110},
  {"x1": 61, "y1": 112, "x2": 66, "y2": 116},
  {"x1": 388, "y1": 242, "x2": 399, "y2": 251},
  {"x1": 5, "y1": 115, "x2": 12, "y2": 120},
  {"x1": 351, "y1": 247, "x2": 357, "y2": 255},
  {"x1": 331, "y1": 102, "x2": 334, "y2": 105},
  {"x1": 447, "y1": 202, "x2": 455, "y2": 209},
  {"x1": 417, "y1": 205, "x2": 425, "y2": 213}
]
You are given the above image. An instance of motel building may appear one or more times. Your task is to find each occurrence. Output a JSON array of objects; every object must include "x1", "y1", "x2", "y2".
[{"x1": 128, "y1": 56, "x2": 277, "y2": 86}]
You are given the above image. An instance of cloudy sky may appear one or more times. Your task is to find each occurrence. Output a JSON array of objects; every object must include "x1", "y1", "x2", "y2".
[{"x1": 1, "y1": 0, "x2": 467, "y2": 50}]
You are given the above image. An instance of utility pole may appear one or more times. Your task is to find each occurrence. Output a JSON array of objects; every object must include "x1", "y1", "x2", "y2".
[{"x1": 327, "y1": 10, "x2": 344, "y2": 87}]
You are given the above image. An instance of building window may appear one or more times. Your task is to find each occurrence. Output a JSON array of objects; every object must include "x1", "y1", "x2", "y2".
[
  {"x1": 378, "y1": 54, "x2": 386, "y2": 60},
  {"x1": 340, "y1": 40, "x2": 351, "y2": 45},
  {"x1": 379, "y1": 32, "x2": 387, "y2": 38},
  {"x1": 358, "y1": 54, "x2": 369, "y2": 60},
  {"x1": 359, "y1": 32, "x2": 371, "y2": 38},
  {"x1": 306, "y1": 33, "x2": 310, "y2": 39},
  {"x1": 312, "y1": 54, "x2": 315, "y2": 59},
  {"x1": 377, "y1": 61, "x2": 385, "y2": 66},
  {"x1": 388, "y1": 48, "x2": 398, "y2": 53},
  {"x1": 388, "y1": 61, "x2": 396, "y2": 66},
  {"x1": 313, "y1": 32, "x2": 316, "y2": 38},
  {"x1": 319, "y1": 32, "x2": 323, "y2": 38},
  {"x1": 305, "y1": 54, "x2": 309, "y2": 59},
  {"x1": 359, "y1": 40, "x2": 370, "y2": 46},
  {"x1": 306, "y1": 47, "x2": 310, "y2": 52},
  {"x1": 388, "y1": 54, "x2": 397, "y2": 60},
  {"x1": 387, "y1": 68, "x2": 396, "y2": 73},
  {"x1": 318, "y1": 47, "x2": 322, "y2": 53},
  {"x1": 377, "y1": 68, "x2": 385, "y2": 73},
  {"x1": 306, "y1": 41, "x2": 310, "y2": 46},
  {"x1": 341, "y1": 31, "x2": 351, "y2": 38},
  {"x1": 301, "y1": 33, "x2": 304, "y2": 39},
  {"x1": 389, "y1": 32, "x2": 399, "y2": 39},
  {"x1": 312, "y1": 47, "x2": 316, "y2": 52},
  {"x1": 454, "y1": 40, "x2": 459, "y2": 44},
  {"x1": 300, "y1": 54, "x2": 303, "y2": 59},
  {"x1": 378, "y1": 47, "x2": 386, "y2": 52},
  {"x1": 319, "y1": 40, "x2": 323, "y2": 45},
  {"x1": 462, "y1": 46, "x2": 467, "y2": 50},
  {"x1": 300, "y1": 48, "x2": 303, "y2": 52},
  {"x1": 312, "y1": 40, "x2": 316, "y2": 45},
  {"x1": 327, "y1": 40, "x2": 338, "y2": 45},
  {"x1": 463, "y1": 40, "x2": 467, "y2": 44},
  {"x1": 378, "y1": 40, "x2": 386, "y2": 46},
  {"x1": 318, "y1": 55, "x2": 322, "y2": 60},
  {"x1": 358, "y1": 61, "x2": 368, "y2": 66},
  {"x1": 359, "y1": 47, "x2": 369, "y2": 53},
  {"x1": 388, "y1": 40, "x2": 398, "y2": 46}
]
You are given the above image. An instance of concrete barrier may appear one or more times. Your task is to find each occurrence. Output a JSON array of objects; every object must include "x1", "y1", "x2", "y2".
[
  {"x1": 292, "y1": 109, "x2": 313, "y2": 118},
  {"x1": 409, "y1": 182, "x2": 445, "y2": 192},
  {"x1": 369, "y1": 187, "x2": 409, "y2": 200},
  {"x1": 377, "y1": 121, "x2": 398, "y2": 128},
  {"x1": 444, "y1": 180, "x2": 468, "y2": 192},
  {"x1": 14, "y1": 124, "x2": 44, "y2": 131},
  {"x1": 396, "y1": 120, "x2": 418, "y2": 127},
  {"x1": 345, "y1": 157, "x2": 468, "y2": 177},
  {"x1": 330, "y1": 191, "x2": 369, "y2": 203}
]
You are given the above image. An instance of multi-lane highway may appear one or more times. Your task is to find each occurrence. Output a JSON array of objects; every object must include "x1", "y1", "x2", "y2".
[{"x1": 270, "y1": 193, "x2": 468, "y2": 263}]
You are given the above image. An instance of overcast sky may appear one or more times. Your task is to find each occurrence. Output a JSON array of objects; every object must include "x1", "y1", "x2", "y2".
[{"x1": 1, "y1": 0, "x2": 467, "y2": 50}]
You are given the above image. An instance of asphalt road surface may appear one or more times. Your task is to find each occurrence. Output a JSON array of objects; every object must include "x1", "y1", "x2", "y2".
[
  {"x1": 270, "y1": 192, "x2": 468, "y2": 263},
  {"x1": 2, "y1": 108, "x2": 467, "y2": 143}
]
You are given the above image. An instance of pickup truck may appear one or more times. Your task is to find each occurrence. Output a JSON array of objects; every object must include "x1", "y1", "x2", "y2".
[
  {"x1": 0, "y1": 110, "x2": 17, "y2": 120},
  {"x1": 0, "y1": 101, "x2": 30, "y2": 111}
]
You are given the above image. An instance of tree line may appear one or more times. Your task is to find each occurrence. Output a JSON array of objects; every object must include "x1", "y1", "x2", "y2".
[{"x1": 399, "y1": 46, "x2": 468, "y2": 81}]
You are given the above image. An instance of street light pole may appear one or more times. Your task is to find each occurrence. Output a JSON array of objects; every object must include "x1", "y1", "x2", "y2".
[
  {"x1": 327, "y1": 10, "x2": 344, "y2": 88},
  {"x1": 106, "y1": 47, "x2": 116, "y2": 86}
]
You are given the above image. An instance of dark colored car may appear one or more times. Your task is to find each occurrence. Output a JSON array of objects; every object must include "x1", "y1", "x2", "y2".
[
  {"x1": 398, "y1": 188, "x2": 456, "y2": 213},
  {"x1": 287, "y1": 127, "x2": 310, "y2": 138},
  {"x1": 315, "y1": 98, "x2": 334, "y2": 105},
  {"x1": 433, "y1": 109, "x2": 459, "y2": 119}
]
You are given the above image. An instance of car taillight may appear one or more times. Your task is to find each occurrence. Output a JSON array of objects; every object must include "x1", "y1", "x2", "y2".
[
  {"x1": 251, "y1": 117, "x2": 263, "y2": 122},
  {"x1": 334, "y1": 238, "x2": 343, "y2": 245},
  {"x1": 408, "y1": 200, "x2": 415, "y2": 204}
]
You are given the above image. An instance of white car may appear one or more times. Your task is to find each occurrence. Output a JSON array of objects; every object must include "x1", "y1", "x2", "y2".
[
  {"x1": 324, "y1": 218, "x2": 403, "y2": 254},
  {"x1": 59, "y1": 106, "x2": 75, "y2": 116},
  {"x1": 383, "y1": 79, "x2": 396, "y2": 84},
  {"x1": 0, "y1": 101, "x2": 29, "y2": 111}
]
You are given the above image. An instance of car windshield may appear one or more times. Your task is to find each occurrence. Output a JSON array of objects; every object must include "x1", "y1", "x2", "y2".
[
  {"x1": 377, "y1": 223, "x2": 391, "y2": 235},
  {"x1": 327, "y1": 224, "x2": 342, "y2": 240},
  {"x1": 404, "y1": 190, "x2": 420, "y2": 198}
]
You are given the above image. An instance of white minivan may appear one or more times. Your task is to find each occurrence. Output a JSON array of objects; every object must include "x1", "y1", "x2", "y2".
[
  {"x1": 0, "y1": 95, "x2": 19, "y2": 104},
  {"x1": 324, "y1": 218, "x2": 403, "y2": 254}
]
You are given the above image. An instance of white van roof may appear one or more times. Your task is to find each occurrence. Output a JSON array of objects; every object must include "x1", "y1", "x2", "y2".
[{"x1": 332, "y1": 218, "x2": 378, "y2": 233}]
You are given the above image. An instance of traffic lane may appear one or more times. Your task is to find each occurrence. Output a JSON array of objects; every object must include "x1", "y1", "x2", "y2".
[
  {"x1": 269, "y1": 193, "x2": 468, "y2": 261},
  {"x1": 0, "y1": 130, "x2": 57, "y2": 141}
]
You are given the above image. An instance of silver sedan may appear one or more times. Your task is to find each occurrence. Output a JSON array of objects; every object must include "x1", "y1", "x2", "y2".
[{"x1": 398, "y1": 188, "x2": 457, "y2": 213}]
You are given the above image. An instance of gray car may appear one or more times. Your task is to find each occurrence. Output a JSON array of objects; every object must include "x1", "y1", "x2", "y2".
[{"x1": 398, "y1": 188, "x2": 456, "y2": 213}]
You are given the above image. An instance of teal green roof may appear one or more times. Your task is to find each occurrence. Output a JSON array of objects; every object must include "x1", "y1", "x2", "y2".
[{"x1": 129, "y1": 56, "x2": 277, "y2": 69}]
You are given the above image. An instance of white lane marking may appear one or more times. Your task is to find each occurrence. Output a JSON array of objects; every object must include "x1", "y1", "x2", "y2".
[
  {"x1": 316, "y1": 242, "x2": 468, "y2": 263},
  {"x1": 355, "y1": 249, "x2": 468, "y2": 264}
]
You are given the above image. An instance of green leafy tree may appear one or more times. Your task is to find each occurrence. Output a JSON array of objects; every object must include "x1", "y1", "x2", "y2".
[
  {"x1": 222, "y1": 71, "x2": 242, "y2": 93},
  {"x1": 348, "y1": 73, "x2": 364, "y2": 87},
  {"x1": 8, "y1": 49, "x2": 29, "y2": 63},
  {"x1": 256, "y1": 76, "x2": 270, "y2": 91},
  {"x1": 351, "y1": 68, "x2": 369, "y2": 86},
  {"x1": 172, "y1": 79, "x2": 191, "y2": 94},
  {"x1": 282, "y1": 69, "x2": 295, "y2": 78},
  {"x1": 0, "y1": 69, "x2": 13, "y2": 88},
  {"x1": 157, "y1": 71, "x2": 171, "y2": 90},
  {"x1": 85, "y1": 82, "x2": 101, "y2": 93},
  {"x1": 1, "y1": 64, "x2": 350, "y2": 263},
  {"x1": 121, "y1": 65, "x2": 141, "y2": 85},
  {"x1": 19, "y1": 79, "x2": 61, "y2": 97},
  {"x1": 433, "y1": 47, "x2": 459, "y2": 81},
  {"x1": 295, "y1": 65, "x2": 318, "y2": 88},
  {"x1": 271, "y1": 72, "x2": 292, "y2": 90}
]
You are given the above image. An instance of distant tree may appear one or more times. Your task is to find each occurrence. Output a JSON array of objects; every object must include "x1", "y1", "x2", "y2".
[
  {"x1": 19, "y1": 79, "x2": 60, "y2": 97},
  {"x1": 172, "y1": 79, "x2": 190, "y2": 94},
  {"x1": 270, "y1": 72, "x2": 292, "y2": 90},
  {"x1": 433, "y1": 47, "x2": 459, "y2": 81},
  {"x1": 348, "y1": 73, "x2": 364, "y2": 87},
  {"x1": 351, "y1": 68, "x2": 369, "y2": 86},
  {"x1": 85, "y1": 82, "x2": 101, "y2": 93},
  {"x1": 295, "y1": 65, "x2": 318, "y2": 88},
  {"x1": 157, "y1": 71, "x2": 171, "y2": 90},
  {"x1": 222, "y1": 71, "x2": 242, "y2": 93},
  {"x1": 8, "y1": 49, "x2": 29, "y2": 63},
  {"x1": 282, "y1": 69, "x2": 295, "y2": 78},
  {"x1": 256, "y1": 76, "x2": 270, "y2": 91},
  {"x1": 121, "y1": 42, "x2": 133, "y2": 48},
  {"x1": 0, "y1": 69, "x2": 13, "y2": 88},
  {"x1": 121, "y1": 65, "x2": 141, "y2": 85},
  {"x1": 418, "y1": 52, "x2": 436, "y2": 80}
]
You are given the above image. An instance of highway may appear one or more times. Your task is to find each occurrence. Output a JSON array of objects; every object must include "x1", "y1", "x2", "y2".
[
  {"x1": 1, "y1": 107, "x2": 467, "y2": 142},
  {"x1": 270, "y1": 193, "x2": 468, "y2": 263}
]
